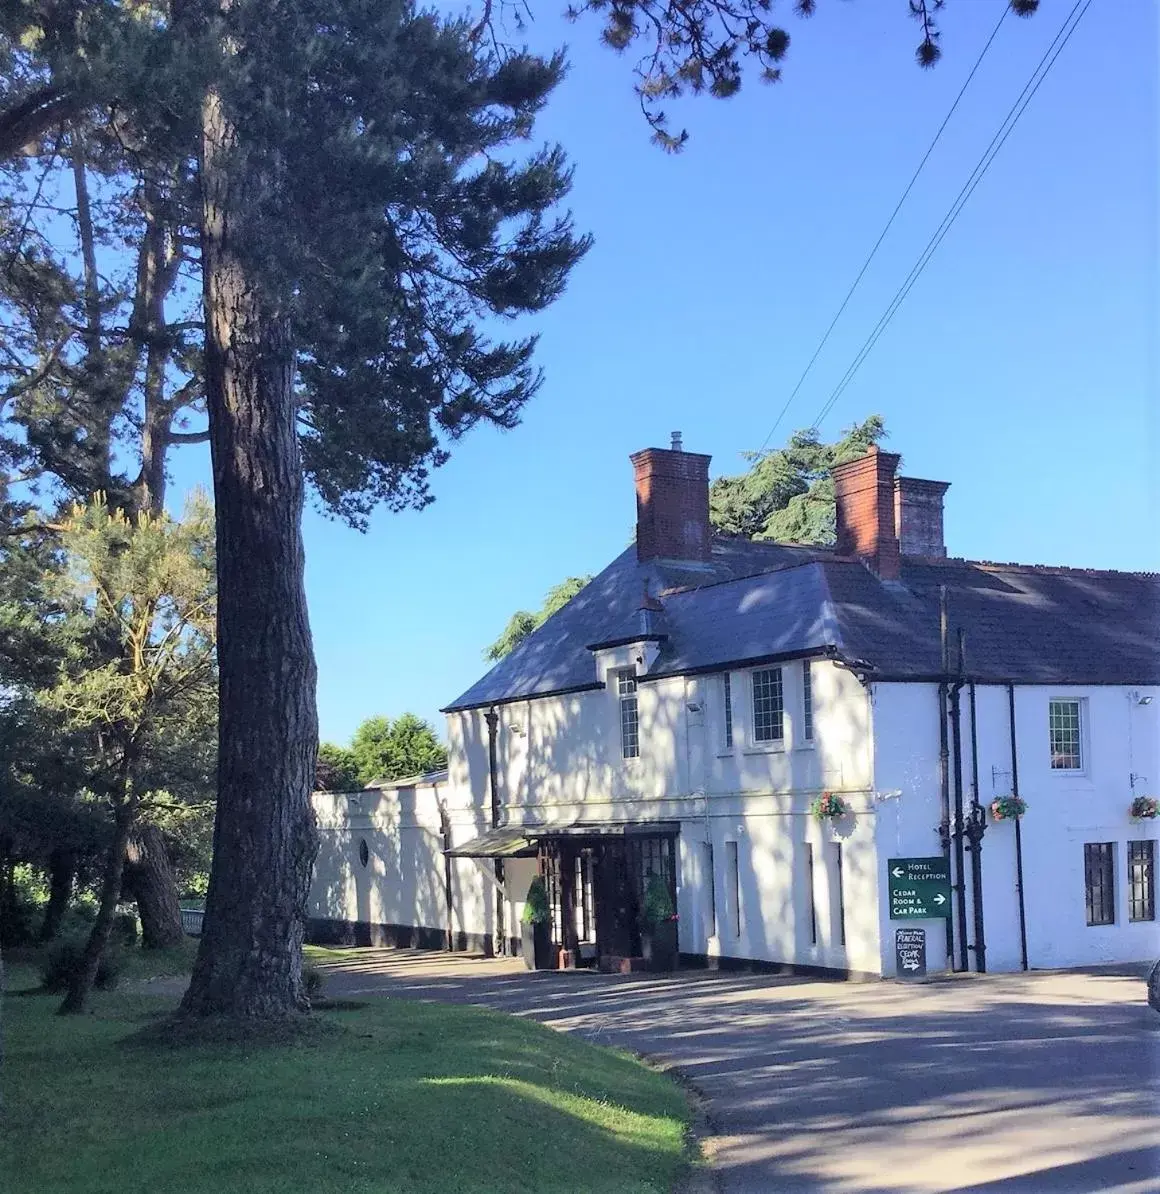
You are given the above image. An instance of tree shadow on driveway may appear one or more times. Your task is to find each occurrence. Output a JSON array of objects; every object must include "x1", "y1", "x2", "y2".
[{"x1": 319, "y1": 951, "x2": 1160, "y2": 1193}]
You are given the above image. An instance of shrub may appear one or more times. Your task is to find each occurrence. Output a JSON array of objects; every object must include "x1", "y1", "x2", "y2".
[
  {"x1": 522, "y1": 876, "x2": 549, "y2": 925},
  {"x1": 112, "y1": 911, "x2": 139, "y2": 946},
  {"x1": 303, "y1": 963, "x2": 325, "y2": 999},
  {"x1": 40, "y1": 938, "x2": 127, "y2": 993},
  {"x1": 0, "y1": 888, "x2": 39, "y2": 948},
  {"x1": 640, "y1": 873, "x2": 676, "y2": 932}
]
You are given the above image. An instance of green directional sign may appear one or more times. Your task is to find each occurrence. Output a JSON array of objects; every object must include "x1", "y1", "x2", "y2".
[{"x1": 888, "y1": 856, "x2": 951, "y2": 920}]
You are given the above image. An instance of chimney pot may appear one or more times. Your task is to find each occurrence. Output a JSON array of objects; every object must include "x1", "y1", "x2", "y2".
[{"x1": 671, "y1": 431, "x2": 683, "y2": 452}]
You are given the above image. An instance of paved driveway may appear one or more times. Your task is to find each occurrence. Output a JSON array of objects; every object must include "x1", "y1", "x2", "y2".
[{"x1": 319, "y1": 951, "x2": 1159, "y2": 1193}]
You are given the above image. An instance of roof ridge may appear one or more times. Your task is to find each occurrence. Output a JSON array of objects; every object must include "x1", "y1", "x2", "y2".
[
  {"x1": 659, "y1": 555, "x2": 828, "y2": 598},
  {"x1": 943, "y1": 557, "x2": 1160, "y2": 580}
]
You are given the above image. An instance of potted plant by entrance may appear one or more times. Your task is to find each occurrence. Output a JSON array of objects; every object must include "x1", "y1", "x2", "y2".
[
  {"x1": 521, "y1": 876, "x2": 553, "y2": 970},
  {"x1": 639, "y1": 874, "x2": 678, "y2": 972}
]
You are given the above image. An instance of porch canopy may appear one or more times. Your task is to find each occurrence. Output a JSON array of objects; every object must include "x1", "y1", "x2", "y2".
[
  {"x1": 445, "y1": 820, "x2": 680, "y2": 858},
  {"x1": 445, "y1": 827, "x2": 536, "y2": 858}
]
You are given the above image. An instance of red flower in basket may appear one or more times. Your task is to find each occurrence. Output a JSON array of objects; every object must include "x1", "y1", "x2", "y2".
[
  {"x1": 810, "y1": 791, "x2": 849, "y2": 820},
  {"x1": 1130, "y1": 795, "x2": 1158, "y2": 820},
  {"x1": 990, "y1": 795, "x2": 1027, "y2": 821}
]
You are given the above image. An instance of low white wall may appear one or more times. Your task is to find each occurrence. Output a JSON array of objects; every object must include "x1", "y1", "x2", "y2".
[{"x1": 309, "y1": 781, "x2": 495, "y2": 949}]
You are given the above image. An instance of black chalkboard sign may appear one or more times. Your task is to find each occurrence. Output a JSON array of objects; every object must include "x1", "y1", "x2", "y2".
[{"x1": 895, "y1": 927, "x2": 926, "y2": 979}]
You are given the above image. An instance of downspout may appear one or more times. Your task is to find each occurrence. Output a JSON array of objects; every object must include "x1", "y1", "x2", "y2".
[
  {"x1": 1008, "y1": 683, "x2": 1029, "y2": 970},
  {"x1": 966, "y1": 679, "x2": 987, "y2": 973},
  {"x1": 950, "y1": 629, "x2": 969, "y2": 972},
  {"x1": 937, "y1": 586, "x2": 954, "y2": 970},
  {"x1": 484, "y1": 708, "x2": 505, "y2": 956},
  {"x1": 439, "y1": 798, "x2": 454, "y2": 952}
]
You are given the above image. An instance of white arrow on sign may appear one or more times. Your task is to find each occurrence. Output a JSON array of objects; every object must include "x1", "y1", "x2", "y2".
[
  {"x1": 891, "y1": 867, "x2": 905, "y2": 878},
  {"x1": 934, "y1": 894, "x2": 947, "y2": 905},
  {"x1": 902, "y1": 960, "x2": 921, "y2": 971}
]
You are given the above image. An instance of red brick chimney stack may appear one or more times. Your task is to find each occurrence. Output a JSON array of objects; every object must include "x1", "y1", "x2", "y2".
[
  {"x1": 831, "y1": 445, "x2": 902, "y2": 580},
  {"x1": 894, "y1": 476, "x2": 950, "y2": 559},
  {"x1": 631, "y1": 433, "x2": 712, "y2": 564}
]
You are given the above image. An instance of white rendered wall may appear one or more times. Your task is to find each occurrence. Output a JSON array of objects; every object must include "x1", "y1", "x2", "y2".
[
  {"x1": 872, "y1": 682, "x2": 1160, "y2": 974},
  {"x1": 309, "y1": 780, "x2": 493, "y2": 947},
  {"x1": 446, "y1": 657, "x2": 883, "y2": 973}
]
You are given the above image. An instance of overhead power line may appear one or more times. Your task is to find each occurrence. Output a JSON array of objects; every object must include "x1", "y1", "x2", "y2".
[
  {"x1": 756, "y1": 2, "x2": 1012, "y2": 454},
  {"x1": 809, "y1": 0, "x2": 1093, "y2": 432}
]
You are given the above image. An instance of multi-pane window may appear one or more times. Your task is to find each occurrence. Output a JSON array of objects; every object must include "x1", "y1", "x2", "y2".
[
  {"x1": 752, "y1": 667, "x2": 784, "y2": 743},
  {"x1": 1049, "y1": 699, "x2": 1083, "y2": 770},
  {"x1": 1129, "y1": 840, "x2": 1155, "y2": 923},
  {"x1": 722, "y1": 672, "x2": 733, "y2": 749},
  {"x1": 1084, "y1": 842, "x2": 1115, "y2": 926},
  {"x1": 617, "y1": 670, "x2": 639, "y2": 759},
  {"x1": 802, "y1": 661, "x2": 814, "y2": 741}
]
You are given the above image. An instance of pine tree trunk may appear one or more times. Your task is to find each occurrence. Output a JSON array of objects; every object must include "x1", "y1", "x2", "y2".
[
  {"x1": 39, "y1": 848, "x2": 75, "y2": 942},
  {"x1": 124, "y1": 826, "x2": 184, "y2": 950},
  {"x1": 59, "y1": 809, "x2": 134, "y2": 1015},
  {"x1": 179, "y1": 75, "x2": 319, "y2": 1020}
]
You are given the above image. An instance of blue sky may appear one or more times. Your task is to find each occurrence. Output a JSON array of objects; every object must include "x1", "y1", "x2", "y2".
[{"x1": 169, "y1": 0, "x2": 1158, "y2": 744}]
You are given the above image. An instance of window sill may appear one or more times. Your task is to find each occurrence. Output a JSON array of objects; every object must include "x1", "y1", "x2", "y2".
[
  {"x1": 743, "y1": 744, "x2": 786, "y2": 756},
  {"x1": 794, "y1": 741, "x2": 816, "y2": 752}
]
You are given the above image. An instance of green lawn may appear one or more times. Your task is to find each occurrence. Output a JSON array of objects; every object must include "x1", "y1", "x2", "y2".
[{"x1": 1, "y1": 965, "x2": 693, "y2": 1193}]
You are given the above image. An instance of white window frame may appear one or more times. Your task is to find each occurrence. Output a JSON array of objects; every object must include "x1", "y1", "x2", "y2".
[
  {"x1": 616, "y1": 669, "x2": 640, "y2": 760},
  {"x1": 722, "y1": 672, "x2": 734, "y2": 750},
  {"x1": 1048, "y1": 697, "x2": 1085, "y2": 773},
  {"x1": 751, "y1": 666, "x2": 785, "y2": 745},
  {"x1": 801, "y1": 660, "x2": 814, "y2": 745}
]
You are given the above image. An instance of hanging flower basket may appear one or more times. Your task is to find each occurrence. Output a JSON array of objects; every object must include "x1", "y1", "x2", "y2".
[
  {"x1": 1130, "y1": 795, "x2": 1159, "y2": 820},
  {"x1": 810, "y1": 791, "x2": 849, "y2": 820},
  {"x1": 990, "y1": 794, "x2": 1027, "y2": 821}
]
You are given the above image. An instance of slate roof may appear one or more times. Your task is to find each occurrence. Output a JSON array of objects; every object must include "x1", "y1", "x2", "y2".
[{"x1": 443, "y1": 539, "x2": 1160, "y2": 711}]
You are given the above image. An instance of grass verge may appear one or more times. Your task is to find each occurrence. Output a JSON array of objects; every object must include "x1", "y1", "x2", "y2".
[{"x1": 1, "y1": 966, "x2": 691, "y2": 1193}]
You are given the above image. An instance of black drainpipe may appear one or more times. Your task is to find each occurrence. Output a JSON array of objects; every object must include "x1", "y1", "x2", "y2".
[
  {"x1": 484, "y1": 708, "x2": 505, "y2": 957},
  {"x1": 1008, "y1": 683, "x2": 1029, "y2": 970},
  {"x1": 937, "y1": 586, "x2": 954, "y2": 970},
  {"x1": 965, "y1": 678, "x2": 987, "y2": 973},
  {"x1": 439, "y1": 799, "x2": 454, "y2": 952},
  {"x1": 950, "y1": 630, "x2": 969, "y2": 972}
]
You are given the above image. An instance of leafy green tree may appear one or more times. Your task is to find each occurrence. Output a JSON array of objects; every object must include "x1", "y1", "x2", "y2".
[
  {"x1": 315, "y1": 743, "x2": 361, "y2": 793},
  {"x1": 350, "y1": 714, "x2": 448, "y2": 786},
  {"x1": 37, "y1": 492, "x2": 216, "y2": 1013},
  {"x1": 709, "y1": 417, "x2": 886, "y2": 543},
  {"x1": 0, "y1": 0, "x2": 1037, "y2": 1022},
  {"x1": 485, "y1": 575, "x2": 591, "y2": 661}
]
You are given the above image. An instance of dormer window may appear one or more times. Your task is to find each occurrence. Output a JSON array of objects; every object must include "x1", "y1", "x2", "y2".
[{"x1": 617, "y1": 670, "x2": 640, "y2": 759}]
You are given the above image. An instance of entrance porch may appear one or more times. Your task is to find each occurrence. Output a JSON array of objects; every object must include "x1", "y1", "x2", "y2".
[{"x1": 447, "y1": 821, "x2": 680, "y2": 970}]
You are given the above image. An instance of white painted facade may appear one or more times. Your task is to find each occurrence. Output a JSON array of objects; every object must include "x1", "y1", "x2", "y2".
[
  {"x1": 310, "y1": 775, "x2": 495, "y2": 951},
  {"x1": 873, "y1": 681, "x2": 1160, "y2": 974},
  {"x1": 310, "y1": 661, "x2": 1160, "y2": 976}
]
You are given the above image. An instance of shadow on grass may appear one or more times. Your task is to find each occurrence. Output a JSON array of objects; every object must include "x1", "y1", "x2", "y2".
[{"x1": 1, "y1": 986, "x2": 689, "y2": 1194}]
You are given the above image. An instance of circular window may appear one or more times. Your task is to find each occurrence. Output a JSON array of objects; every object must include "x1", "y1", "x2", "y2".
[{"x1": 358, "y1": 838, "x2": 369, "y2": 868}]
